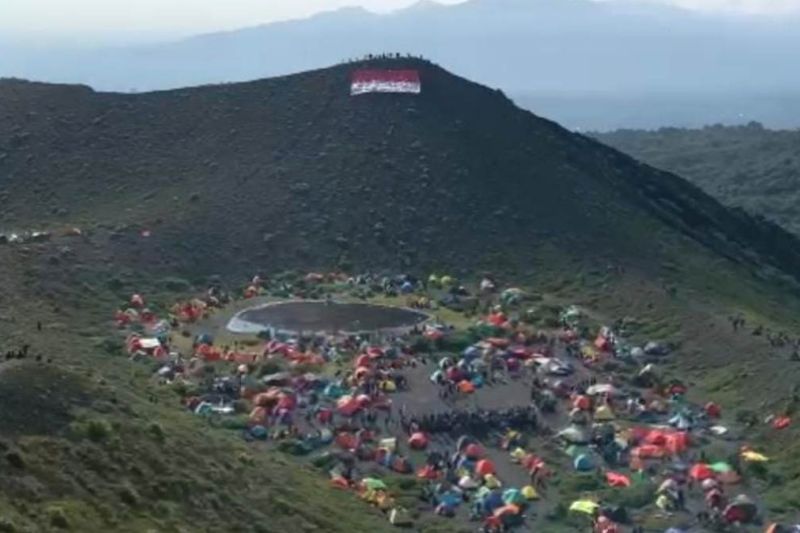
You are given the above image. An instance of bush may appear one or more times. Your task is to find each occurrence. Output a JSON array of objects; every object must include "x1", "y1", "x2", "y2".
[
  {"x1": 85, "y1": 419, "x2": 113, "y2": 443},
  {"x1": 147, "y1": 422, "x2": 166, "y2": 443},
  {"x1": 5, "y1": 450, "x2": 25, "y2": 469},
  {"x1": 160, "y1": 277, "x2": 192, "y2": 292},
  {"x1": 735, "y1": 409, "x2": 759, "y2": 426},
  {"x1": 256, "y1": 360, "x2": 285, "y2": 378},
  {"x1": 603, "y1": 481, "x2": 656, "y2": 509},
  {"x1": 219, "y1": 416, "x2": 249, "y2": 430},
  {"x1": 409, "y1": 336, "x2": 433, "y2": 354},
  {"x1": 0, "y1": 518, "x2": 16, "y2": 532},
  {"x1": 96, "y1": 336, "x2": 124, "y2": 356},
  {"x1": 46, "y1": 507, "x2": 69, "y2": 529},
  {"x1": 118, "y1": 484, "x2": 140, "y2": 506}
]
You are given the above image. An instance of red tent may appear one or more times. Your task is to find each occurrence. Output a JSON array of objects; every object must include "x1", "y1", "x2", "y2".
[
  {"x1": 475, "y1": 459, "x2": 496, "y2": 476},
  {"x1": 705, "y1": 402, "x2": 722, "y2": 418},
  {"x1": 355, "y1": 354, "x2": 371, "y2": 368},
  {"x1": 572, "y1": 395, "x2": 592, "y2": 411},
  {"x1": 605, "y1": 471, "x2": 631, "y2": 488},
  {"x1": 665, "y1": 432, "x2": 690, "y2": 455},
  {"x1": 690, "y1": 463, "x2": 714, "y2": 481},
  {"x1": 594, "y1": 335, "x2": 610, "y2": 351},
  {"x1": 773, "y1": 416, "x2": 791, "y2": 430},
  {"x1": 408, "y1": 432, "x2": 429, "y2": 450},
  {"x1": 335, "y1": 432, "x2": 360, "y2": 450},
  {"x1": 464, "y1": 443, "x2": 485, "y2": 459},
  {"x1": 337, "y1": 397, "x2": 361, "y2": 416},
  {"x1": 632, "y1": 445, "x2": 666, "y2": 459}
]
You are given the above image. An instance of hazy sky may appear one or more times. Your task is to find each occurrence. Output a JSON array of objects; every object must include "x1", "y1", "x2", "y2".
[{"x1": 2, "y1": 0, "x2": 798, "y2": 43}]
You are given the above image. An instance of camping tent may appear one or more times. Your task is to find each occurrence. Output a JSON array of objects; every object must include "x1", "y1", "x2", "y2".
[
  {"x1": 558, "y1": 425, "x2": 590, "y2": 445},
  {"x1": 574, "y1": 454, "x2": 595, "y2": 471},
  {"x1": 569, "y1": 500, "x2": 599, "y2": 515}
]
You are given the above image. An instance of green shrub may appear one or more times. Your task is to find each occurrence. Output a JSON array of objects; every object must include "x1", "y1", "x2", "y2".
[
  {"x1": 161, "y1": 277, "x2": 192, "y2": 292},
  {"x1": 147, "y1": 422, "x2": 166, "y2": 443},
  {"x1": 85, "y1": 419, "x2": 113, "y2": 443},
  {"x1": 96, "y1": 336, "x2": 124, "y2": 356},
  {"x1": 46, "y1": 507, "x2": 69, "y2": 529},
  {"x1": 5, "y1": 450, "x2": 25, "y2": 469},
  {"x1": 603, "y1": 481, "x2": 656, "y2": 509}
]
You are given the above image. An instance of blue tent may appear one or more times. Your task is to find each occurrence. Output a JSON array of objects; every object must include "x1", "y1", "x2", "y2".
[
  {"x1": 323, "y1": 383, "x2": 345, "y2": 398},
  {"x1": 463, "y1": 346, "x2": 481, "y2": 360},
  {"x1": 438, "y1": 490, "x2": 462, "y2": 508},
  {"x1": 480, "y1": 490, "x2": 504, "y2": 513},
  {"x1": 573, "y1": 454, "x2": 595, "y2": 471},
  {"x1": 250, "y1": 425, "x2": 268, "y2": 440},
  {"x1": 194, "y1": 333, "x2": 214, "y2": 345}
]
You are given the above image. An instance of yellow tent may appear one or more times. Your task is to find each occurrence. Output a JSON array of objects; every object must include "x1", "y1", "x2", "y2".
[
  {"x1": 379, "y1": 438, "x2": 397, "y2": 452},
  {"x1": 521, "y1": 485, "x2": 539, "y2": 500},
  {"x1": 484, "y1": 474, "x2": 502, "y2": 489},
  {"x1": 510, "y1": 447, "x2": 527, "y2": 462},
  {"x1": 655, "y1": 494, "x2": 673, "y2": 511},
  {"x1": 569, "y1": 500, "x2": 599, "y2": 515},
  {"x1": 741, "y1": 450, "x2": 769, "y2": 462},
  {"x1": 594, "y1": 404, "x2": 615, "y2": 421}
]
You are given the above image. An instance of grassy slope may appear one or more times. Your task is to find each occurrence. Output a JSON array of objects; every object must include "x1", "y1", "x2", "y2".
[
  {"x1": 593, "y1": 124, "x2": 800, "y2": 235},
  {"x1": 0, "y1": 246, "x2": 395, "y2": 533}
]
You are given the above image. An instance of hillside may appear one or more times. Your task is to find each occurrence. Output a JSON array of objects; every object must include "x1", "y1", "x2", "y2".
[
  {"x1": 2, "y1": 60, "x2": 800, "y2": 530},
  {"x1": 3, "y1": 59, "x2": 800, "y2": 281},
  {"x1": 594, "y1": 123, "x2": 800, "y2": 235},
  {"x1": 3, "y1": 0, "x2": 800, "y2": 129}
]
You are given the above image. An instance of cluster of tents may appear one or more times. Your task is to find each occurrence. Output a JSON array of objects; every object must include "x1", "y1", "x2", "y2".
[{"x1": 109, "y1": 274, "x2": 796, "y2": 531}]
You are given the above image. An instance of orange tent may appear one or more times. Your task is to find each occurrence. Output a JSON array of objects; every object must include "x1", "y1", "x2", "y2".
[
  {"x1": 417, "y1": 465, "x2": 441, "y2": 480},
  {"x1": 476, "y1": 459, "x2": 496, "y2": 476},
  {"x1": 493, "y1": 504, "x2": 520, "y2": 518},
  {"x1": 458, "y1": 380, "x2": 476, "y2": 394}
]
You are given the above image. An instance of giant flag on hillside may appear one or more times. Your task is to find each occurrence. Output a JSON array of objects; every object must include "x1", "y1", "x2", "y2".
[{"x1": 351, "y1": 70, "x2": 421, "y2": 95}]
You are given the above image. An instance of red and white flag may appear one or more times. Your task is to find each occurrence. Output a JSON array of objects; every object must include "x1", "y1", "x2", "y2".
[{"x1": 351, "y1": 69, "x2": 421, "y2": 95}]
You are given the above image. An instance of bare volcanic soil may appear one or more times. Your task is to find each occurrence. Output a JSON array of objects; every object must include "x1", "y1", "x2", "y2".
[{"x1": 231, "y1": 301, "x2": 429, "y2": 333}]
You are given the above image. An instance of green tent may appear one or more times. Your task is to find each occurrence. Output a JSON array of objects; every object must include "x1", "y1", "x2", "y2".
[
  {"x1": 362, "y1": 478, "x2": 388, "y2": 491},
  {"x1": 710, "y1": 462, "x2": 734, "y2": 473}
]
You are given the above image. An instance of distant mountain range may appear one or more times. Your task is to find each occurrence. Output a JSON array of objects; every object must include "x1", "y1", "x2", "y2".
[{"x1": 2, "y1": 0, "x2": 800, "y2": 130}]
